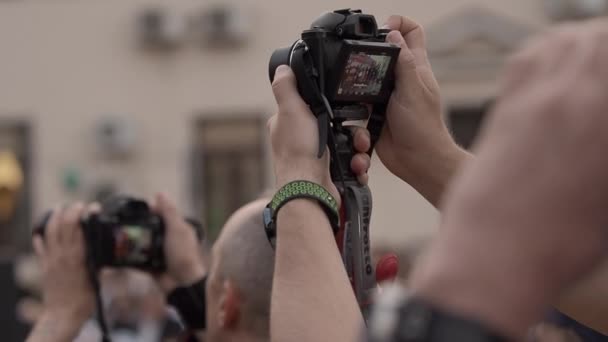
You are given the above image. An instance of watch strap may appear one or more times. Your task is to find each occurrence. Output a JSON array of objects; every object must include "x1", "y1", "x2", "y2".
[
  {"x1": 264, "y1": 181, "x2": 340, "y2": 248},
  {"x1": 370, "y1": 285, "x2": 509, "y2": 342}
]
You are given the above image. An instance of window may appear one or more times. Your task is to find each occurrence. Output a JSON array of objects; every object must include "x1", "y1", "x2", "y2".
[
  {"x1": 448, "y1": 103, "x2": 492, "y2": 150},
  {"x1": 192, "y1": 116, "x2": 266, "y2": 241},
  {"x1": 0, "y1": 121, "x2": 31, "y2": 258}
]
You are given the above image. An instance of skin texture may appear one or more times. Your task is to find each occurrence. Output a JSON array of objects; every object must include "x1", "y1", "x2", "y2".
[
  {"x1": 554, "y1": 260, "x2": 608, "y2": 335},
  {"x1": 376, "y1": 16, "x2": 472, "y2": 207},
  {"x1": 152, "y1": 193, "x2": 206, "y2": 294},
  {"x1": 266, "y1": 15, "x2": 466, "y2": 342},
  {"x1": 268, "y1": 14, "x2": 608, "y2": 342},
  {"x1": 205, "y1": 199, "x2": 274, "y2": 342},
  {"x1": 26, "y1": 195, "x2": 209, "y2": 342},
  {"x1": 380, "y1": 16, "x2": 608, "y2": 336},
  {"x1": 151, "y1": 193, "x2": 207, "y2": 340},
  {"x1": 409, "y1": 19, "x2": 608, "y2": 339},
  {"x1": 530, "y1": 324, "x2": 582, "y2": 342},
  {"x1": 268, "y1": 57, "x2": 384, "y2": 341},
  {"x1": 26, "y1": 203, "x2": 95, "y2": 342}
]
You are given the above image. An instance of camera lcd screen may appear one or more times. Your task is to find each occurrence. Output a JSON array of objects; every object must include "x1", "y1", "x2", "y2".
[
  {"x1": 336, "y1": 52, "x2": 393, "y2": 97},
  {"x1": 113, "y1": 226, "x2": 153, "y2": 264}
]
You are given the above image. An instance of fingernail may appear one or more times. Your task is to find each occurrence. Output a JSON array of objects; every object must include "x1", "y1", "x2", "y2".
[
  {"x1": 381, "y1": 24, "x2": 390, "y2": 30},
  {"x1": 275, "y1": 64, "x2": 290, "y2": 76}
]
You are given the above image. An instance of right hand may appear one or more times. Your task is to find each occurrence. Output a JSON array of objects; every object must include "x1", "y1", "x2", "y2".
[
  {"x1": 410, "y1": 20, "x2": 608, "y2": 338},
  {"x1": 375, "y1": 16, "x2": 458, "y2": 182},
  {"x1": 152, "y1": 193, "x2": 206, "y2": 293}
]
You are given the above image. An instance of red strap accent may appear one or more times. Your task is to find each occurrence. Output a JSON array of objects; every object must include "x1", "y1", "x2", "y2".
[{"x1": 376, "y1": 253, "x2": 399, "y2": 283}]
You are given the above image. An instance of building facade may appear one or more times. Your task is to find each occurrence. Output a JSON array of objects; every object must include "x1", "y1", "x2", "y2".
[{"x1": 0, "y1": 0, "x2": 600, "y2": 251}]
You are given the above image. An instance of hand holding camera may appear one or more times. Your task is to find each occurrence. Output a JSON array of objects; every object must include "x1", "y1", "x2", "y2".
[
  {"x1": 30, "y1": 194, "x2": 206, "y2": 340},
  {"x1": 150, "y1": 193, "x2": 206, "y2": 293},
  {"x1": 28, "y1": 203, "x2": 96, "y2": 342},
  {"x1": 376, "y1": 16, "x2": 467, "y2": 206},
  {"x1": 33, "y1": 195, "x2": 203, "y2": 274}
]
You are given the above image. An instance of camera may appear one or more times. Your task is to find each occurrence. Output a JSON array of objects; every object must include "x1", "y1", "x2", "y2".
[
  {"x1": 269, "y1": 9, "x2": 400, "y2": 112},
  {"x1": 268, "y1": 9, "x2": 401, "y2": 319},
  {"x1": 33, "y1": 196, "x2": 203, "y2": 272}
]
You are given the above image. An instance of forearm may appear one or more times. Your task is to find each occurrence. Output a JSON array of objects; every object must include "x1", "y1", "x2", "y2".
[
  {"x1": 26, "y1": 312, "x2": 86, "y2": 342},
  {"x1": 554, "y1": 257, "x2": 608, "y2": 334},
  {"x1": 401, "y1": 140, "x2": 472, "y2": 208},
  {"x1": 409, "y1": 225, "x2": 550, "y2": 340},
  {"x1": 271, "y1": 199, "x2": 363, "y2": 342}
]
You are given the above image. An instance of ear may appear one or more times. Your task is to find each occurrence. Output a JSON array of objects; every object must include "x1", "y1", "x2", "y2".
[{"x1": 218, "y1": 280, "x2": 241, "y2": 330}]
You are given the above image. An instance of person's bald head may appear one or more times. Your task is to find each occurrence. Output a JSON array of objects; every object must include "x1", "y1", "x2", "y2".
[{"x1": 206, "y1": 199, "x2": 274, "y2": 340}]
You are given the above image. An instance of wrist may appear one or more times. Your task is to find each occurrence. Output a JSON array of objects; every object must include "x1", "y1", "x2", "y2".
[
  {"x1": 409, "y1": 234, "x2": 548, "y2": 340},
  {"x1": 274, "y1": 160, "x2": 327, "y2": 187},
  {"x1": 173, "y1": 262, "x2": 206, "y2": 288},
  {"x1": 37, "y1": 309, "x2": 88, "y2": 337},
  {"x1": 397, "y1": 137, "x2": 470, "y2": 206},
  {"x1": 275, "y1": 167, "x2": 339, "y2": 201}
]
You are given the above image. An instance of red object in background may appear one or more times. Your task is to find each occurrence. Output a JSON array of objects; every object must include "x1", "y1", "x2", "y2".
[{"x1": 376, "y1": 253, "x2": 399, "y2": 283}]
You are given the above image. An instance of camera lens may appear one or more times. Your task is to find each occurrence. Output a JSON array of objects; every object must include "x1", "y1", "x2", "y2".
[{"x1": 269, "y1": 46, "x2": 292, "y2": 83}]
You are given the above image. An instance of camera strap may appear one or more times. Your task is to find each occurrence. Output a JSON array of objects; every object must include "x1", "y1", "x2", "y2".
[
  {"x1": 338, "y1": 182, "x2": 375, "y2": 318},
  {"x1": 289, "y1": 42, "x2": 389, "y2": 321},
  {"x1": 86, "y1": 254, "x2": 112, "y2": 342}
]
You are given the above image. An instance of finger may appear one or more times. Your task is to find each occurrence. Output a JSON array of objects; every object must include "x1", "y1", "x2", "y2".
[
  {"x1": 271, "y1": 65, "x2": 310, "y2": 114},
  {"x1": 63, "y1": 202, "x2": 85, "y2": 243},
  {"x1": 155, "y1": 193, "x2": 181, "y2": 226},
  {"x1": 149, "y1": 194, "x2": 159, "y2": 213},
  {"x1": 32, "y1": 235, "x2": 47, "y2": 260},
  {"x1": 46, "y1": 205, "x2": 64, "y2": 252},
  {"x1": 386, "y1": 15, "x2": 429, "y2": 68},
  {"x1": 267, "y1": 114, "x2": 278, "y2": 134},
  {"x1": 87, "y1": 202, "x2": 102, "y2": 215},
  {"x1": 386, "y1": 31, "x2": 418, "y2": 79},
  {"x1": 350, "y1": 127, "x2": 371, "y2": 153},
  {"x1": 351, "y1": 153, "x2": 371, "y2": 176},
  {"x1": 357, "y1": 173, "x2": 369, "y2": 186}
]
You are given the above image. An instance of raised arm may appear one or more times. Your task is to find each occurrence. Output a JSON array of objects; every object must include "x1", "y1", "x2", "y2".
[
  {"x1": 268, "y1": 65, "x2": 366, "y2": 342},
  {"x1": 409, "y1": 20, "x2": 608, "y2": 339},
  {"x1": 27, "y1": 204, "x2": 94, "y2": 342}
]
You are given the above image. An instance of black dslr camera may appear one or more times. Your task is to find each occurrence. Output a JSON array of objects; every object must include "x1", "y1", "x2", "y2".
[
  {"x1": 33, "y1": 196, "x2": 203, "y2": 272},
  {"x1": 269, "y1": 8, "x2": 400, "y2": 157},
  {"x1": 268, "y1": 9, "x2": 401, "y2": 319}
]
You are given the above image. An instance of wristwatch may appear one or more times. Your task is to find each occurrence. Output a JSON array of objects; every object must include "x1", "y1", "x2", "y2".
[
  {"x1": 263, "y1": 180, "x2": 340, "y2": 248},
  {"x1": 369, "y1": 285, "x2": 509, "y2": 342}
]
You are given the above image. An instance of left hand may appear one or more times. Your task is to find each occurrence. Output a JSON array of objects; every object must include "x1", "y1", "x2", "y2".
[
  {"x1": 33, "y1": 203, "x2": 95, "y2": 325},
  {"x1": 268, "y1": 65, "x2": 371, "y2": 202},
  {"x1": 376, "y1": 16, "x2": 457, "y2": 184}
]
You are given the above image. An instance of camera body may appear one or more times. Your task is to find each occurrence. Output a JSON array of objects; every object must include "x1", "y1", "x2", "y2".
[
  {"x1": 34, "y1": 196, "x2": 203, "y2": 272},
  {"x1": 269, "y1": 9, "x2": 400, "y2": 115}
]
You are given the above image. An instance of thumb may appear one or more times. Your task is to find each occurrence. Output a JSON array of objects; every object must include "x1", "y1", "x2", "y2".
[
  {"x1": 32, "y1": 235, "x2": 47, "y2": 260},
  {"x1": 386, "y1": 31, "x2": 417, "y2": 78},
  {"x1": 271, "y1": 65, "x2": 307, "y2": 112}
]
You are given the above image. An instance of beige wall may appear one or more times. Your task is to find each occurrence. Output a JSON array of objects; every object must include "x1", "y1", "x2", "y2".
[{"x1": 0, "y1": 0, "x2": 549, "y2": 247}]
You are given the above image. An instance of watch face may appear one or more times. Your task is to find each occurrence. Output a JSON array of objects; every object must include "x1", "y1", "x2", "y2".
[{"x1": 263, "y1": 206, "x2": 276, "y2": 248}]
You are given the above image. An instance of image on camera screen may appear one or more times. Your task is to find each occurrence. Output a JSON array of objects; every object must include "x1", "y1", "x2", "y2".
[
  {"x1": 337, "y1": 52, "x2": 392, "y2": 97},
  {"x1": 114, "y1": 226, "x2": 153, "y2": 264}
]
